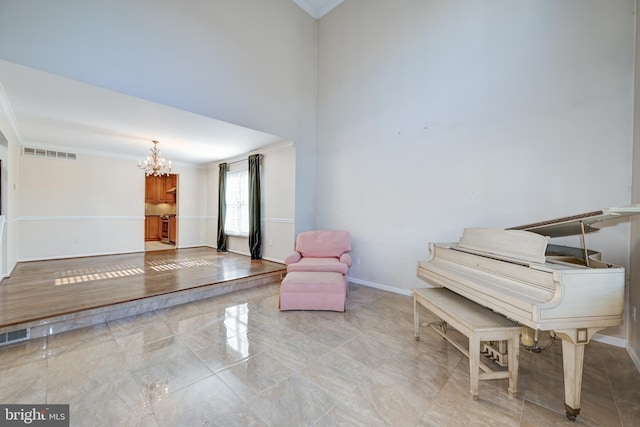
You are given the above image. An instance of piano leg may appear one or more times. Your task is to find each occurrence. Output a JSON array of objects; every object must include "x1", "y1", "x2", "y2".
[
  {"x1": 555, "y1": 328, "x2": 600, "y2": 421},
  {"x1": 561, "y1": 339, "x2": 585, "y2": 421}
]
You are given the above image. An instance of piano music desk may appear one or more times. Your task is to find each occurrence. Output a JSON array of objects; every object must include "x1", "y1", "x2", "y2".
[{"x1": 413, "y1": 287, "x2": 523, "y2": 400}]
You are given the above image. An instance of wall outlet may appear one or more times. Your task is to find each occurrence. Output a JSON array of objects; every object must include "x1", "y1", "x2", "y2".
[
  {"x1": 633, "y1": 306, "x2": 637, "y2": 322},
  {"x1": 268, "y1": 239, "x2": 273, "y2": 247},
  {"x1": 356, "y1": 257, "x2": 361, "y2": 265},
  {"x1": 74, "y1": 236, "x2": 80, "y2": 244}
]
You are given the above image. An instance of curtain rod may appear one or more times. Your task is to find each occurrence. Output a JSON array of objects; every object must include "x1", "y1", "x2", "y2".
[{"x1": 224, "y1": 154, "x2": 263, "y2": 166}]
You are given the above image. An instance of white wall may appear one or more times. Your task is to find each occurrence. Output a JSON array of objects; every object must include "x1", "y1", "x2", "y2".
[
  {"x1": 317, "y1": 0, "x2": 636, "y2": 336},
  {"x1": 2, "y1": 0, "x2": 637, "y2": 345},
  {"x1": 172, "y1": 165, "x2": 211, "y2": 249},
  {"x1": 16, "y1": 148, "x2": 211, "y2": 259},
  {"x1": 262, "y1": 143, "x2": 296, "y2": 261},
  {"x1": 0, "y1": 0, "x2": 318, "y2": 235},
  {"x1": 12, "y1": 139, "x2": 291, "y2": 262},
  {"x1": 209, "y1": 142, "x2": 296, "y2": 262},
  {"x1": 629, "y1": 0, "x2": 640, "y2": 366},
  {"x1": 17, "y1": 150, "x2": 146, "y2": 259}
]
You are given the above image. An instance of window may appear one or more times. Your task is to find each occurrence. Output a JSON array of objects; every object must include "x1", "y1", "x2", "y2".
[{"x1": 225, "y1": 168, "x2": 249, "y2": 236}]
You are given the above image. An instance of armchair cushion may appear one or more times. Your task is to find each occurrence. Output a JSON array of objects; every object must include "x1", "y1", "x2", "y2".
[{"x1": 286, "y1": 257, "x2": 349, "y2": 275}]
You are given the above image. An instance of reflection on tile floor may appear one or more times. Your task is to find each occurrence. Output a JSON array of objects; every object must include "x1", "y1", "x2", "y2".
[{"x1": 0, "y1": 283, "x2": 639, "y2": 426}]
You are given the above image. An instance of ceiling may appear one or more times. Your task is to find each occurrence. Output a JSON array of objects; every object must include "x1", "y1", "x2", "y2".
[
  {"x1": 0, "y1": 1, "x2": 343, "y2": 166},
  {"x1": 0, "y1": 60, "x2": 287, "y2": 166}
]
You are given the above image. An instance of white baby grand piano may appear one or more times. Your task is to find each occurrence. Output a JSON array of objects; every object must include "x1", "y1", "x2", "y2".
[{"x1": 417, "y1": 206, "x2": 640, "y2": 421}]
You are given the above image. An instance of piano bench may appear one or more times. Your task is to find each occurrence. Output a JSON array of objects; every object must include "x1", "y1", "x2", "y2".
[{"x1": 412, "y1": 287, "x2": 522, "y2": 400}]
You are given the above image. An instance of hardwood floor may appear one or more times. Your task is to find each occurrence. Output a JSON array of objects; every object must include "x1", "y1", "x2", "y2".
[
  {"x1": 144, "y1": 241, "x2": 176, "y2": 251},
  {"x1": 0, "y1": 248, "x2": 285, "y2": 337}
]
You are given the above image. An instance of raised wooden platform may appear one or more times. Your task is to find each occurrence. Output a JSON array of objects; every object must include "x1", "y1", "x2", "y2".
[{"x1": 0, "y1": 248, "x2": 285, "y2": 342}]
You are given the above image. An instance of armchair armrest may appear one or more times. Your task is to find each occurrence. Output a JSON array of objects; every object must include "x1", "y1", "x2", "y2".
[
  {"x1": 284, "y1": 251, "x2": 302, "y2": 266},
  {"x1": 340, "y1": 253, "x2": 352, "y2": 267}
]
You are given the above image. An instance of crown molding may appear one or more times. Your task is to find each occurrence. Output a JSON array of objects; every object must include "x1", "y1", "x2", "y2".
[{"x1": 0, "y1": 80, "x2": 23, "y2": 142}]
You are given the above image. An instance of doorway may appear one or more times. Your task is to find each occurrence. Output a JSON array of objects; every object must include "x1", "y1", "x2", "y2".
[{"x1": 144, "y1": 173, "x2": 178, "y2": 251}]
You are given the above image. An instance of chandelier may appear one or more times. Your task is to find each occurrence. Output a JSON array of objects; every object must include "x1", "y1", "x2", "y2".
[{"x1": 138, "y1": 140, "x2": 172, "y2": 176}]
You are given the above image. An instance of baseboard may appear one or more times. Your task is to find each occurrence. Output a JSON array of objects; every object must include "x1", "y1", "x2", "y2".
[
  {"x1": 592, "y1": 333, "x2": 626, "y2": 348},
  {"x1": 347, "y1": 276, "x2": 412, "y2": 296},
  {"x1": 626, "y1": 343, "x2": 640, "y2": 372},
  {"x1": 18, "y1": 249, "x2": 145, "y2": 263}
]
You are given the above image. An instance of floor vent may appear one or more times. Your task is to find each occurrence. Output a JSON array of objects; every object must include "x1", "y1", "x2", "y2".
[
  {"x1": 23, "y1": 147, "x2": 77, "y2": 160},
  {"x1": 0, "y1": 328, "x2": 30, "y2": 347}
]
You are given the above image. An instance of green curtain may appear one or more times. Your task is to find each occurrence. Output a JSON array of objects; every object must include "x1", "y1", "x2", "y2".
[
  {"x1": 217, "y1": 162, "x2": 228, "y2": 252},
  {"x1": 248, "y1": 154, "x2": 262, "y2": 259}
]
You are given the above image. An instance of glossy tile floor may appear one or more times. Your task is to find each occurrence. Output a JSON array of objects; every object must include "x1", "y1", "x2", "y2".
[{"x1": 0, "y1": 282, "x2": 639, "y2": 426}]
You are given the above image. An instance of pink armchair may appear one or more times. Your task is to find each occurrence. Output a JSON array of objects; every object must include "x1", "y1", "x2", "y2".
[
  {"x1": 284, "y1": 230, "x2": 352, "y2": 277},
  {"x1": 279, "y1": 230, "x2": 352, "y2": 312}
]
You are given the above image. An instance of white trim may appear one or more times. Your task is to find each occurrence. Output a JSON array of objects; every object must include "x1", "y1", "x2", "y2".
[
  {"x1": 591, "y1": 333, "x2": 626, "y2": 348},
  {"x1": 176, "y1": 244, "x2": 207, "y2": 250},
  {"x1": 0, "y1": 80, "x2": 23, "y2": 142},
  {"x1": 202, "y1": 245, "x2": 284, "y2": 265},
  {"x1": 263, "y1": 218, "x2": 295, "y2": 224},
  {"x1": 228, "y1": 248, "x2": 251, "y2": 257},
  {"x1": 347, "y1": 276, "x2": 412, "y2": 296},
  {"x1": 19, "y1": 248, "x2": 144, "y2": 263},
  {"x1": 19, "y1": 139, "x2": 205, "y2": 169},
  {"x1": 211, "y1": 140, "x2": 294, "y2": 168},
  {"x1": 261, "y1": 140, "x2": 294, "y2": 153},
  {"x1": 626, "y1": 342, "x2": 640, "y2": 372},
  {"x1": 262, "y1": 256, "x2": 285, "y2": 264},
  {"x1": 18, "y1": 215, "x2": 142, "y2": 221},
  {"x1": 177, "y1": 215, "x2": 213, "y2": 220}
]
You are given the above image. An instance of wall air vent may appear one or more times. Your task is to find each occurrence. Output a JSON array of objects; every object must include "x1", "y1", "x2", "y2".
[
  {"x1": 0, "y1": 328, "x2": 30, "y2": 347},
  {"x1": 23, "y1": 147, "x2": 77, "y2": 160}
]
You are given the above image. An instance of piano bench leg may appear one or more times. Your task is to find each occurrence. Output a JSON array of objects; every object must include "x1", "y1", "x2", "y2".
[{"x1": 413, "y1": 296, "x2": 420, "y2": 341}]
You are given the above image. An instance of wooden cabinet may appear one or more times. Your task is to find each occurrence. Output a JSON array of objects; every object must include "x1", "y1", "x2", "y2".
[
  {"x1": 145, "y1": 215, "x2": 161, "y2": 241},
  {"x1": 155, "y1": 177, "x2": 169, "y2": 203},
  {"x1": 145, "y1": 176, "x2": 156, "y2": 203},
  {"x1": 165, "y1": 174, "x2": 177, "y2": 203},
  {"x1": 145, "y1": 174, "x2": 176, "y2": 203}
]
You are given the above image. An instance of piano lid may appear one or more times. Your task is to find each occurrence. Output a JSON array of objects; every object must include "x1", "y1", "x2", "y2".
[{"x1": 507, "y1": 206, "x2": 640, "y2": 238}]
